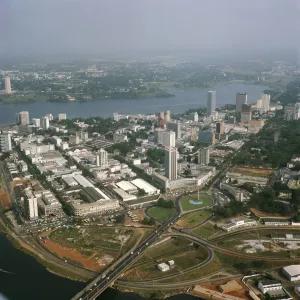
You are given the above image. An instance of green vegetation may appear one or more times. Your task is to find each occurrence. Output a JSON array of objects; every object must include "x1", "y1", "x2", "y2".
[
  {"x1": 192, "y1": 222, "x2": 220, "y2": 238},
  {"x1": 0, "y1": 92, "x2": 48, "y2": 103},
  {"x1": 250, "y1": 188, "x2": 293, "y2": 215},
  {"x1": 147, "y1": 148, "x2": 165, "y2": 167},
  {"x1": 147, "y1": 207, "x2": 175, "y2": 222},
  {"x1": 177, "y1": 210, "x2": 212, "y2": 228},
  {"x1": 180, "y1": 193, "x2": 213, "y2": 211},
  {"x1": 214, "y1": 200, "x2": 247, "y2": 218}
]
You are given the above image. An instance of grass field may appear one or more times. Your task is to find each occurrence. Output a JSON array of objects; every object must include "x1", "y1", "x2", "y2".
[
  {"x1": 180, "y1": 193, "x2": 213, "y2": 211},
  {"x1": 147, "y1": 207, "x2": 175, "y2": 222},
  {"x1": 176, "y1": 210, "x2": 212, "y2": 228},
  {"x1": 192, "y1": 223, "x2": 220, "y2": 239},
  {"x1": 124, "y1": 242, "x2": 209, "y2": 280}
]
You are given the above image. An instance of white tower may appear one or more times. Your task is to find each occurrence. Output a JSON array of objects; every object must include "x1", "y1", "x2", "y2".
[
  {"x1": 4, "y1": 76, "x2": 12, "y2": 94},
  {"x1": 41, "y1": 116, "x2": 50, "y2": 129},
  {"x1": 165, "y1": 146, "x2": 178, "y2": 180}
]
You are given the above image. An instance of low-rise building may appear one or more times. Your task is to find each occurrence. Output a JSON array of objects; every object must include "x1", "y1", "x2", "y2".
[
  {"x1": 258, "y1": 280, "x2": 282, "y2": 294},
  {"x1": 283, "y1": 265, "x2": 300, "y2": 282},
  {"x1": 263, "y1": 219, "x2": 290, "y2": 226},
  {"x1": 157, "y1": 263, "x2": 170, "y2": 272},
  {"x1": 69, "y1": 199, "x2": 119, "y2": 217},
  {"x1": 222, "y1": 219, "x2": 256, "y2": 232}
]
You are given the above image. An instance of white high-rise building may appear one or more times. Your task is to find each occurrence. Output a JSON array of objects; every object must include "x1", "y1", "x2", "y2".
[
  {"x1": 165, "y1": 146, "x2": 178, "y2": 180},
  {"x1": 236, "y1": 93, "x2": 248, "y2": 112},
  {"x1": 207, "y1": 91, "x2": 216, "y2": 115},
  {"x1": 18, "y1": 111, "x2": 30, "y2": 126},
  {"x1": 58, "y1": 113, "x2": 67, "y2": 121},
  {"x1": 256, "y1": 94, "x2": 270, "y2": 112},
  {"x1": 45, "y1": 114, "x2": 54, "y2": 121},
  {"x1": 41, "y1": 116, "x2": 50, "y2": 129},
  {"x1": 0, "y1": 133, "x2": 12, "y2": 152},
  {"x1": 194, "y1": 112, "x2": 199, "y2": 122},
  {"x1": 24, "y1": 195, "x2": 38, "y2": 220},
  {"x1": 164, "y1": 110, "x2": 171, "y2": 123},
  {"x1": 96, "y1": 148, "x2": 108, "y2": 168},
  {"x1": 32, "y1": 118, "x2": 41, "y2": 127},
  {"x1": 198, "y1": 148, "x2": 210, "y2": 165},
  {"x1": 4, "y1": 76, "x2": 12, "y2": 94},
  {"x1": 163, "y1": 131, "x2": 176, "y2": 147}
]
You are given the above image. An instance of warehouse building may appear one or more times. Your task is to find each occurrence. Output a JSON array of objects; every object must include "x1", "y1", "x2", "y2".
[
  {"x1": 222, "y1": 219, "x2": 256, "y2": 232},
  {"x1": 283, "y1": 265, "x2": 300, "y2": 282},
  {"x1": 116, "y1": 181, "x2": 138, "y2": 194},
  {"x1": 113, "y1": 188, "x2": 137, "y2": 201},
  {"x1": 131, "y1": 178, "x2": 160, "y2": 195}
]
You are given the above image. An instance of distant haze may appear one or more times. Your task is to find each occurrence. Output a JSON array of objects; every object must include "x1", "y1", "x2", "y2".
[{"x1": 1, "y1": 0, "x2": 299, "y2": 60}]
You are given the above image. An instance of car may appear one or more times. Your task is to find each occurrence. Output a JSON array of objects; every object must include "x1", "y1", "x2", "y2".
[{"x1": 146, "y1": 242, "x2": 148, "y2": 245}]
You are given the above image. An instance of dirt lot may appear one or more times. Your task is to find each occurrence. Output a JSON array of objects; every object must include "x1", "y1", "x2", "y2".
[
  {"x1": 124, "y1": 209, "x2": 145, "y2": 226},
  {"x1": 0, "y1": 187, "x2": 11, "y2": 209},
  {"x1": 202, "y1": 279, "x2": 249, "y2": 299},
  {"x1": 42, "y1": 238, "x2": 115, "y2": 272},
  {"x1": 232, "y1": 167, "x2": 273, "y2": 177},
  {"x1": 250, "y1": 208, "x2": 294, "y2": 218}
]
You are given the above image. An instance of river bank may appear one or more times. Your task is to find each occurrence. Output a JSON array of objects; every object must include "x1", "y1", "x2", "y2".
[{"x1": 0, "y1": 82, "x2": 269, "y2": 125}]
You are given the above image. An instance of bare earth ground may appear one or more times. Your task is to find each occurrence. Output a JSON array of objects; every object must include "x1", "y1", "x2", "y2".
[
  {"x1": 0, "y1": 187, "x2": 11, "y2": 209},
  {"x1": 250, "y1": 208, "x2": 294, "y2": 219},
  {"x1": 42, "y1": 238, "x2": 115, "y2": 272},
  {"x1": 231, "y1": 167, "x2": 273, "y2": 177},
  {"x1": 201, "y1": 279, "x2": 249, "y2": 299}
]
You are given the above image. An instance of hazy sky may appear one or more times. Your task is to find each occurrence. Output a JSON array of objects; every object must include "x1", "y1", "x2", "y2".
[{"x1": 1, "y1": 0, "x2": 299, "y2": 58}]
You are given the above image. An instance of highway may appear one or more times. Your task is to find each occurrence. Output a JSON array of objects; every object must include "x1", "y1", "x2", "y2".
[{"x1": 71, "y1": 211, "x2": 181, "y2": 300}]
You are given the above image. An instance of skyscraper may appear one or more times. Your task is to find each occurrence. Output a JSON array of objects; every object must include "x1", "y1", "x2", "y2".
[
  {"x1": 165, "y1": 146, "x2": 178, "y2": 180},
  {"x1": 193, "y1": 112, "x2": 199, "y2": 122},
  {"x1": 198, "y1": 148, "x2": 210, "y2": 165},
  {"x1": 164, "y1": 110, "x2": 171, "y2": 123},
  {"x1": 216, "y1": 120, "x2": 225, "y2": 134},
  {"x1": 256, "y1": 94, "x2": 270, "y2": 112},
  {"x1": 207, "y1": 91, "x2": 216, "y2": 115},
  {"x1": 24, "y1": 191, "x2": 38, "y2": 220},
  {"x1": 163, "y1": 131, "x2": 176, "y2": 147},
  {"x1": 0, "y1": 133, "x2": 12, "y2": 152},
  {"x1": 41, "y1": 116, "x2": 50, "y2": 129},
  {"x1": 96, "y1": 148, "x2": 108, "y2": 168},
  {"x1": 4, "y1": 76, "x2": 12, "y2": 94},
  {"x1": 167, "y1": 122, "x2": 181, "y2": 139},
  {"x1": 241, "y1": 104, "x2": 252, "y2": 123},
  {"x1": 18, "y1": 111, "x2": 30, "y2": 126},
  {"x1": 32, "y1": 118, "x2": 41, "y2": 127},
  {"x1": 236, "y1": 93, "x2": 248, "y2": 112}
]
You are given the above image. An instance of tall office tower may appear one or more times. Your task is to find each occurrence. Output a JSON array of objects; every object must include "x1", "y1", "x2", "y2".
[
  {"x1": 236, "y1": 93, "x2": 248, "y2": 112},
  {"x1": 167, "y1": 122, "x2": 181, "y2": 139},
  {"x1": 198, "y1": 131, "x2": 215, "y2": 145},
  {"x1": 163, "y1": 131, "x2": 176, "y2": 147},
  {"x1": 241, "y1": 104, "x2": 252, "y2": 123},
  {"x1": 41, "y1": 116, "x2": 50, "y2": 129},
  {"x1": 96, "y1": 148, "x2": 108, "y2": 168},
  {"x1": 4, "y1": 76, "x2": 12, "y2": 94},
  {"x1": 194, "y1": 112, "x2": 199, "y2": 122},
  {"x1": 45, "y1": 113, "x2": 54, "y2": 121},
  {"x1": 164, "y1": 110, "x2": 171, "y2": 123},
  {"x1": 258, "y1": 94, "x2": 270, "y2": 112},
  {"x1": 0, "y1": 133, "x2": 12, "y2": 152},
  {"x1": 113, "y1": 112, "x2": 120, "y2": 121},
  {"x1": 58, "y1": 113, "x2": 67, "y2": 121},
  {"x1": 154, "y1": 128, "x2": 165, "y2": 144},
  {"x1": 24, "y1": 196, "x2": 38, "y2": 220},
  {"x1": 18, "y1": 111, "x2": 30, "y2": 126},
  {"x1": 32, "y1": 118, "x2": 41, "y2": 127},
  {"x1": 165, "y1": 146, "x2": 178, "y2": 180},
  {"x1": 198, "y1": 148, "x2": 210, "y2": 165},
  {"x1": 216, "y1": 120, "x2": 225, "y2": 134},
  {"x1": 207, "y1": 91, "x2": 216, "y2": 115}
]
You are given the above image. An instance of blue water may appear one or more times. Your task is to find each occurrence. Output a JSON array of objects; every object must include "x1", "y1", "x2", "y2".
[
  {"x1": 0, "y1": 83, "x2": 268, "y2": 125},
  {"x1": 189, "y1": 200, "x2": 204, "y2": 205}
]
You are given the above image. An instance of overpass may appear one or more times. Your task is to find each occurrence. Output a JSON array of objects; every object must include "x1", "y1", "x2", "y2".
[{"x1": 71, "y1": 212, "x2": 180, "y2": 300}]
